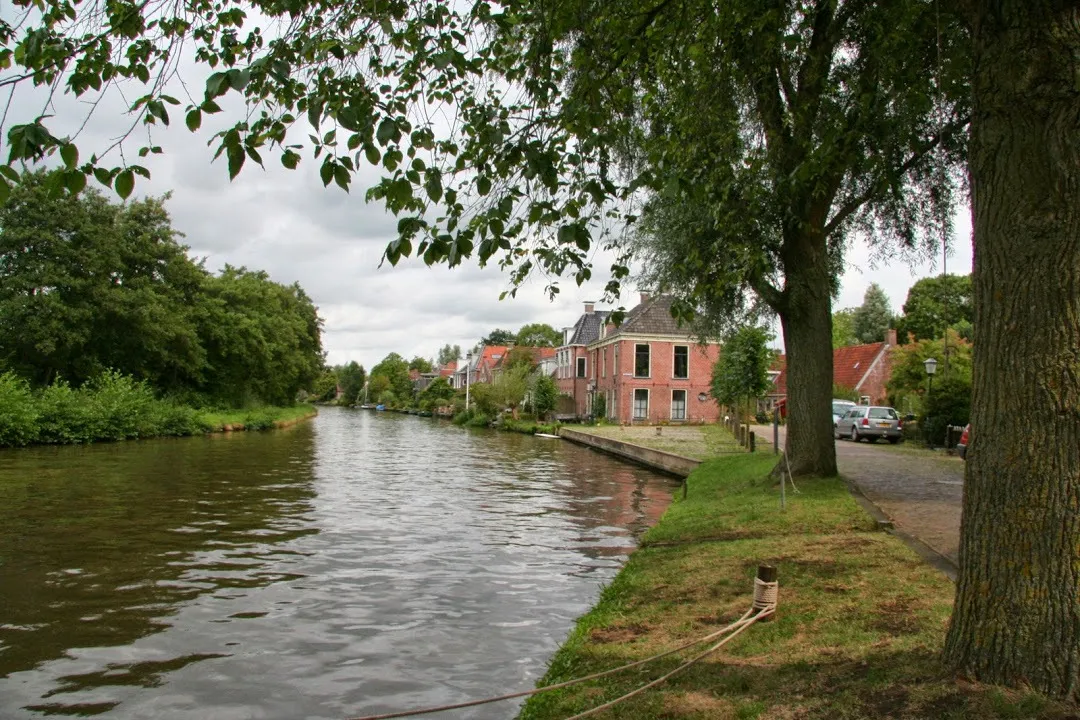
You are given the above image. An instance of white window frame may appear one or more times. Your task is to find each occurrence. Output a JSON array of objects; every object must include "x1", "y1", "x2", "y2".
[
  {"x1": 634, "y1": 343, "x2": 651, "y2": 378},
  {"x1": 672, "y1": 345, "x2": 689, "y2": 380},
  {"x1": 602, "y1": 348, "x2": 607, "y2": 378},
  {"x1": 576, "y1": 356, "x2": 586, "y2": 378},
  {"x1": 671, "y1": 389, "x2": 687, "y2": 420},
  {"x1": 633, "y1": 388, "x2": 649, "y2": 420}
]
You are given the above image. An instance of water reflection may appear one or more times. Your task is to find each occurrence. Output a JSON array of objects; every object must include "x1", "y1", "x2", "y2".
[{"x1": 0, "y1": 409, "x2": 675, "y2": 718}]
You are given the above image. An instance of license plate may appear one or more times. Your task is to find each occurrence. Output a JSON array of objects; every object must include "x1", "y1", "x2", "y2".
[{"x1": 877, "y1": 422, "x2": 890, "y2": 427}]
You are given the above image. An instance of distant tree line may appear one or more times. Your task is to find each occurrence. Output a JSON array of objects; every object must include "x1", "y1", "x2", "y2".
[{"x1": 0, "y1": 172, "x2": 323, "y2": 407}]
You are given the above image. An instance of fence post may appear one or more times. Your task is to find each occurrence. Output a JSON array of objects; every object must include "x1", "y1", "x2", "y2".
[
  {"x1": 749, "y1": 431, "x2": 755, "y2": 453},
  {"x1": 773, "y1": 412, "x2": 779, "y2": 455}
]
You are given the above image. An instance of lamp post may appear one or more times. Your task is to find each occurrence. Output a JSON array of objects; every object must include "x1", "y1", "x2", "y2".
[
  {"x1": 924, "y1": 357, "x2": 938, "y2": 447},
  {"x1": 465, "y1": 351, "x2": 473, "y2": 411}
]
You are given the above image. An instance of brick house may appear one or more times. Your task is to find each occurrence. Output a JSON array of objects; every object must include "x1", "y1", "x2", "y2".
[
  {"x1": 555, "y1": 302, "x2": 610, "y2": 415},
  {"x1": 770, "y1": 329, "x2": 898, "y2": 413},
  {"x1": 558, "y1": 295, "x2": 723, "y2": 423}
]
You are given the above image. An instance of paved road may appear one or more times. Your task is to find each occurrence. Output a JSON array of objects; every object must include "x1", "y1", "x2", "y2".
[{"x1": 751, "y1": 424, "x2": 963, "y2": 565}]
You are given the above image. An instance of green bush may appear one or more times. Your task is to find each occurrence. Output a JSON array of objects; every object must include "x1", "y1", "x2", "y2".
[
  {"x1": 0, "y1": 372, "x2": 39, "y2": 446},
  {"x1": 920, "y1": 375, "x2": 971, "y2": 446},
  {"x1": 87, "y1": 370, "x2": 156, "y2": 440},
  {"x1": 35, "y1": 380, "x2": 94, "y2": 444},
  {"x1": 144, "y1": 401, "x2": 209, "y2": 436},
  {"x1": 242, "y1": 408, "x2": 279, "y2": 430}
]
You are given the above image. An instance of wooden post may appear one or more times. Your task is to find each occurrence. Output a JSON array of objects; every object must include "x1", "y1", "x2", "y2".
[
  {"x1": 757, "y1": 565, "x2": 777, "y2": 622},
  {"x1": 773, "y1": 412, "x2": 779, "y2": 455},
  {"x1": 749, "y1": 431, "x2": 756, "y2": 453}
]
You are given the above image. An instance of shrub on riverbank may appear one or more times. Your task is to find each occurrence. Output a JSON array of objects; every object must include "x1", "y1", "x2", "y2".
[
  {"x1": 499, "y1": 418, "x2": 560, "y2": 436},
  {"x1": 0, "y1": 370, "x2": 314, "y2": 448},
  {"x1": 452, "y1": 408, "x2": 493, "y2": 427},
  {"x1": 518, "y1": 455, "x2": 1062, "y2": 720}
]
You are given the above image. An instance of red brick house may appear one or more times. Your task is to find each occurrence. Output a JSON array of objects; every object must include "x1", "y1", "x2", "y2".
[
  {"x1": 770, "y1": 329, "x2": 898, "y2": 413},
  {"x1": 472, "y1": 345, "x2": 510, "y2": 384},
  {"x1": 559, "y1": 295, "x2": 723, "y2": 423}
]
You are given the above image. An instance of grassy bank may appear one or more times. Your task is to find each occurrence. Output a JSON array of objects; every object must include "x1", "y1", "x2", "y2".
[
  {"x1": 0, "y1": 370, "x2": 315, "y2": 447},
  {"x1": 519, "y1": 454, "x2": 1066, "y2": 719}
]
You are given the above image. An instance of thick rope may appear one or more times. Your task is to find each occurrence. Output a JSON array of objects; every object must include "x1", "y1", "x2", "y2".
[
  {"x1": 753, "y1": 578, "x2": 779, "y2": 613},
  {"x1": 563, "y1": 607, "x2": 774, "y2": 720},
  {"x1": 345, "y1": 609, "x2": 758, "y2": 720}
]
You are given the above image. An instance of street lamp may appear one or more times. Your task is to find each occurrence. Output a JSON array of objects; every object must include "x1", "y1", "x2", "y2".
[
  {"x1": 924, "y1": 357, "x2": 937, "y2": 447},
  {"x1": 465, "y1": 351, "x2": 473, "y2": 411}
]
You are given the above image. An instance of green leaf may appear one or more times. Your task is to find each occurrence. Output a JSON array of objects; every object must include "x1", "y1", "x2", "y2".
[
  {"x1": 205, "y1": 72, "x2": 227, "y2": 98},
  {"x1": 477, "y1": 176, "x2": 491, "y2": 196},
  {"x1": 376, "y1": 118, "x2": 396, "y2": 146},
  {"x1": 227, "y1": 144, "x2": 245, "y2": 180},
  {"x1": 425, "y1": 172, "x2": 443, "y2": 203},
  {"x1": 320, "y1": 160, "x2": 334, "y2": 186},
  {"x1": 334, "y1": 165, "x2": 350, "y2": 192},
  {"x1": 281, "y1": 150, "x2": 300, "y2": 169},
  {"x1": 60, "y1": 143, "x2": 78, "y2": 168},
  {"x1": 0, "y1": 165, "x2": 19, "y2": 183},
  {"x1": 0, "y1": 176, "x2": 9, "y2": 205},
  {"x1": 114, "y1": 169, "x2": 134, "y2": 199},
  {"x1": 93, "y1": 167, "x2": 112, "y2": 187},
  {"x1": 186, "y1": 109, "x2": 202, "y2": 132},
  {"x1": 364, "y1": 144, "x2": 381, "y2": 165}
]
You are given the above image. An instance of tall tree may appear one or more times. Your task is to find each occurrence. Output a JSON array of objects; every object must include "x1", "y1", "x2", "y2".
[
  {"x1": 437, "y1": 344, "x2": 461, "y2": 367},
  {"x1": 852, "y1": 283, "x2": 894, "y2": 344},
  {"x1": 0, "y1": 0, "x2": 970, "y2": 477},
  {"x1": 831, "y1": 308, "x2": 858, "y2": 349},
  {"x1": 369, "y1": 353, "x2": 412, "y2": 404},
  {"x1": 337, "y1": 361, "x2": 367, "y2": 402},
  {"x1": 895, "y1": 273, "x2": 973, "y2": 342},
  {"x1": 408, "y1": 356, "x2": 434, "y2": 373},
  {"x1": 515, "y1": 323, "x2": 561, "y2": 348},
  {"x1": 943, "y1": 0, "x2": 1080, "y2": 699},
  {"x1": 480, "y1": 329, "x2": 516, "y2": 346}
]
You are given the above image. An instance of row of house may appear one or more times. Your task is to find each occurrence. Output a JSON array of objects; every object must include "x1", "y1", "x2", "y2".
[{"x1": 436, "y1": 292, "x2": 898, "y2": 425}]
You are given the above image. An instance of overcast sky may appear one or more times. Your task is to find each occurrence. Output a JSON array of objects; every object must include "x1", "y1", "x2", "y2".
[{"x1": 7, "y1": 48, "x2": 973, "y2": 370}]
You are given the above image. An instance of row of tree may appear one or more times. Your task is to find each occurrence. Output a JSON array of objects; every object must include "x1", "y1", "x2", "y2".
[
  {"x1": 0, "y1": 173, "x2": 323, "y2": 407},
  {"x1": 833, "y1": 276, "x2": 973, "y2": 348}
]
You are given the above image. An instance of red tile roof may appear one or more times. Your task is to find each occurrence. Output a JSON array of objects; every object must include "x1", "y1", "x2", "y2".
[
  {"x1": 833, "y1": 342, "x2": 886, "y2": 391},
  {"x1": 439, "y1": 360, "x2": 457, "y2": 378}
]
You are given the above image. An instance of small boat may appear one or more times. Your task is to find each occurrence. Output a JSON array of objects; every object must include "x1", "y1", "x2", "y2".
[
  {"x1": 375, "y1": 404, "x2": 386, "y2": 411},
  {"x1": 534, "y1": 433, "x2": 559, "y2": 439}
]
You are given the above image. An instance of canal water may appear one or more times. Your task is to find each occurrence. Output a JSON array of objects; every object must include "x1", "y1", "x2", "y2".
[{"x1": 0, "y1": 408, "x2": 677, "y2": 719}]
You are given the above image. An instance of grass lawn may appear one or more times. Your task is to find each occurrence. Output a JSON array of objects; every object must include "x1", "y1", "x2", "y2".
[
  {"x1": 517, "y1": 454, "x2": 1068, "y2": 720},
  {"x1": 571, "y1": 424, "x2": 744, "y2": 460}
]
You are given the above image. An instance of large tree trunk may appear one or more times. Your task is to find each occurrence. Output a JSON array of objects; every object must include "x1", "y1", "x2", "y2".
[
  {"x1": 779, "y1": 233, "x2": 838, "y2": 478},
  {"x1": 943, "y1": 0, "x2": 1080, "y2": 698}
]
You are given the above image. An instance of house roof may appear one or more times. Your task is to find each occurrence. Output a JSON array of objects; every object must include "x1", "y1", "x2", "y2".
[
  {"x1": 475, "y1": 345, "x2": 509, "y2": 372},
  {"x1": 834, "y1": 342, "x2": 887, "y2": 390},
  {"x1": 608, "y1": 295, "x2": 685, "y2": 337},
  {"x1": 769, "y1": 341, "x2": 892, "y2": 399},
  {"x1": 568, "y1": 310, "x2": 611, "y2": 345},
  {"x1": 492, "y1": 346, "x2": 557, "y2": 370},
  {"x1": 439, "y1": 360, "x2": 457, "y2": 378}
]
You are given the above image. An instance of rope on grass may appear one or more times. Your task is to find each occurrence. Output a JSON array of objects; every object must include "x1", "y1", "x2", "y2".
[{"x1": 345, "y1": 569, "x2": 779, "y2": 720}]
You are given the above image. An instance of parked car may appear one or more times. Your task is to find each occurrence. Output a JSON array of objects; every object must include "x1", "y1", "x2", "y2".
[
  {"x1": 957, "y1": 424, "x2": 971, "y2": 459},
  {"x1": 832, "y1": 399, "x2": 857, "y2": 427},
  {"x1": 835, "y1": 406, "x2": 903, "y2": 443}
]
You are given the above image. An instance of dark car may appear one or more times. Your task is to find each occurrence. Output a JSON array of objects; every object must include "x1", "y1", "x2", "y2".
[{"x1": 957, "y1": 424, "x2": 970, "y2": 459}]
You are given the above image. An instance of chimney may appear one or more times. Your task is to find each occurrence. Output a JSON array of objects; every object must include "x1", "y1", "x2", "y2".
[
  {"x1": 886, "y1": 328, "x2": 897, "y2": 346},
  {"x1": 584, "y1": 301, "x2": 595, "y2": 314},
  {"x1": 640, "y1": 292, "x2": 651, "y2": 305},
  {"x1": 563, "y1": 326, "x2": 573, "y2": 345}
]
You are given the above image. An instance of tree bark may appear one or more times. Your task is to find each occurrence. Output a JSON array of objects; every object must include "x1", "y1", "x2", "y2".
[
  {"x1": 943, "y1": 0, "x2": 1080, "y2": 698},
  {"x1": 779, "y1": 231, "x2": 838, "y2": 477}
]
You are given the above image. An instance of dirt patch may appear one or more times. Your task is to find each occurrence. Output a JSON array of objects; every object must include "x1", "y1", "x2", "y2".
[
  {"x1": 869, "y1": 597, "x2": 923, "y2": 636},
  {"x1": 589, "y1": 623, "x2": 653, "y2": 644},
  {"x1": 660, "y1": 690, "x2": 735, "y2": 718}
]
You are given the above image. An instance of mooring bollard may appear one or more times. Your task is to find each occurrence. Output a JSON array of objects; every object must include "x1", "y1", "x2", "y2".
[{"x1": 755, "y1": 564, "x2": 778, "y2": 621}]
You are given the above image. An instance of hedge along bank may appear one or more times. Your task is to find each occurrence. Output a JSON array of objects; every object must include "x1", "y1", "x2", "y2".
[
  {"x1": 0, "y1": 370, "x2": 316, "y2": 448},
  {"x1": 517, "y1": 454, "x2": 1066, "y2": 720}
]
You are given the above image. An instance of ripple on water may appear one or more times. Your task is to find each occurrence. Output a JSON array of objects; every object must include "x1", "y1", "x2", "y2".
[{"x1": 0, "y1": 409, "x2": 677, "y2": 719}]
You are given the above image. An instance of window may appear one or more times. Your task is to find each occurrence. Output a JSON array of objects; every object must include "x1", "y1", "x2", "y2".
[
  {"x1": 602, "y1": 348, "x2": 607, "y2": 378},
  {"x1": 576, "y1": 356, "x2": 586, "y2": 378},
  {"x1": 671, "y1": 390, "x2": 687, "y2": 420},
  {"x1": 634, "y1": 344, "x2": 650, "y2": 377},
  {"x1": 673, "y1": 345, "x2": 689, "y2": 379},
  {"x1": 633, "y1": 389, "x2": 649, "y2": 419},
  {"x1": 869, "y1": 408, "x2": 898, "y2": 420}
]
